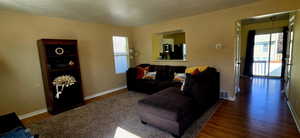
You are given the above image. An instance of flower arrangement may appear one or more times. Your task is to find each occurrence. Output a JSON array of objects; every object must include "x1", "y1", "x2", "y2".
[{"x1": 52, "y1": 75, "x2": 76, "y2": 99}]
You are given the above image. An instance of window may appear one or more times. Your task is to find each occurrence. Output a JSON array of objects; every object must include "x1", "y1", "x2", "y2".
[{"x1": 112, "y1": 36, "x2": 129, "y2": 74}]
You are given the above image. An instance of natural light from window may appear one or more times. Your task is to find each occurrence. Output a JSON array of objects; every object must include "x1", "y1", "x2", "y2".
[
  {"x1": 112, "y1": 36, "x2": 129, "y2": 74},
  {"x1": 114, "y1": 127, "x2": 141, "y2": 138}
]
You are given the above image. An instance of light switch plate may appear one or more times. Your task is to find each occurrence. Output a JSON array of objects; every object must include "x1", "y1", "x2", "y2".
[{"x1": 216, "y1": 43, "x2": 223, "y2": 49}]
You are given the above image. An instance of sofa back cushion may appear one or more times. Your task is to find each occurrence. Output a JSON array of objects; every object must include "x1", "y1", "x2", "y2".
[
  {"x1": 149, "y1": 65, "x2": 170, "y2": 81},
  {"x1": 138, "y1": 64, "x2": 151, "y2": 68},
  {"x1": 136, "y1": 64, "x2": 186, "y2": 81},
  {"x1": 148, "y1": 65, "x2": 187, "y2": 81},
  {"x1": 184, "y1": 68, "x2": 218, "y2": 108},
  {"x1": 169, "y1": 66, "x2": 186, "y2": 79},
  {"x1": 182, "y1": 74, "x2": 192, "y2": 94}
]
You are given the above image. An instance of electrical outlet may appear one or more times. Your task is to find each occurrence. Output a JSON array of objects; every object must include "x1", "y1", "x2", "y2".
[{"x1": 220, "y1": 91, "x2": 228, "y2": 99}]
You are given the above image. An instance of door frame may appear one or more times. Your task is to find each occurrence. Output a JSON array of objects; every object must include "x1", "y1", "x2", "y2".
[
  {"x1": 233, "y1": 11, "x2": 296, "y2": 96},
  {"x1": 233, "y1": 21, "x2": 242, "y2": 95},
  {"x1": 283, "y1": 12, "x2": 296, "y2": 98}
]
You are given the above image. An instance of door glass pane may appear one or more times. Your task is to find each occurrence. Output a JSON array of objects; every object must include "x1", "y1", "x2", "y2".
[
  {"x1": 253, "y1": 32, "x2": 283, "y2": 77},
  {"x1": 269, "y1": 32, "x2": 283, "y2": 77},
  {"x1": 253, "y1": 34, "x2": 270, "y2": 76}
]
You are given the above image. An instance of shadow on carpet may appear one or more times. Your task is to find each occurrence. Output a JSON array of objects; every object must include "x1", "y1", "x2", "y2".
[{"x1": 28, "y1": 91, "x2": 220, "y2": 138}]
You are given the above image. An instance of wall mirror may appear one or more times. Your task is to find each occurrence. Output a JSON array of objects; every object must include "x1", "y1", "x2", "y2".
[{"x1": 152, "y1": 30, "x2": 187, "y2": 61}]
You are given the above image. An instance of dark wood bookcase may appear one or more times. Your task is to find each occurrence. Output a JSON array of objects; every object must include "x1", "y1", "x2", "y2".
[{"x1": 37, "y1": 39, "x2": 84, "y2": 114}]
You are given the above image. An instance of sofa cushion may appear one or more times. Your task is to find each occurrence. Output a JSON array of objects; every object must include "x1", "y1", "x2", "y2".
[
  {"x1": 136, "y1": 79, "x2": 159, "y2": 87},
  {"x1": 149, "y1": 65, "x2": 170, "y2": 81},
  {"x1": 135, "y1": 80, "x2": 175, "y2": 94},
  {"x1": 138, "y1": 87, "x2": 195, "y2": 121},
  {"x1": 185, "y1": 68, "x2": 217, "y2": 108},
  {"x1": 169, "y1": 66, "x2": 186, "y2": 79},
  {"x1": 146, "y1": 65, "x2": 186, "y2": 81},
  {"x1": 182, "y1": 74, "x2": 192, "y2": 94},
  {"x1": 138, "y1": 64, "x2": 151, "y2": 68},
  {"x1": 170, "y1": 66, "x2": 186, "y2": 73}
]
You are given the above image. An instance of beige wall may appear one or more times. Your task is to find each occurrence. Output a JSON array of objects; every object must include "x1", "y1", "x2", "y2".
[
  {"x1": 289, "y1": 10, "x2": 300, "y2": 129},
  {"x1": 152, "y1": 34, "x2": 163, "y2": 60},
  {"x1": 240, "y1": 20, "x2": 289, "y2": 74},
  {"x1": 132, "y1": 0, "x2": 300, "y2": 96},
  {"x1": 0, "y1": 11, "x2": 133, "y2": 115},
  {"x1": 1, "y1": 0, "x2": 300, "y2": 117}
]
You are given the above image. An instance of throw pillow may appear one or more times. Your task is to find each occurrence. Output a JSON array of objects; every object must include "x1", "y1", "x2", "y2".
[
  {"x1": 191, "y1": 69, "x2": 200, "y2": 75},
  {"x1": 136, "y1": 67, "x2": 149, "y2": 79},
  {"x1": 185, "y1": 66, "x2": 208, "y2": 74},
  {"x1": 173, "y1": 73, "x2": 186, "y2": 82},
  {"x1": 143, "y1": 72, "x2": 157, "y2": 80}
]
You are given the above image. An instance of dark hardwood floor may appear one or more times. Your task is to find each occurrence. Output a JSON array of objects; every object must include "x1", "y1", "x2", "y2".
[{"x1": 198, "y1": 77, "x2": 300, "y2": 138}]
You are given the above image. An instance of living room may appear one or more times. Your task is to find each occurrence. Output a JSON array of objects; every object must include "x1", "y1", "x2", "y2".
[{"x1": 0, "y1": 0, "x2": 300, "y2": 137}]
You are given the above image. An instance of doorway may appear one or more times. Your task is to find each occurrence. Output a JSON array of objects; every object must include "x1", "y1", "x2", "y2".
[
  {"x1": 252, "y1": 32, "x2": 284, "y2": 77},
  {"x1": 234, "y1": 11, "x2": 294, "y2": 95}
]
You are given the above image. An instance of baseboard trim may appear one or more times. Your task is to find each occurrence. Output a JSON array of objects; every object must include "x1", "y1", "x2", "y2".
[
  {"x1": 287, "y1": 101, "x2": 300, "y2": 133},
  {"x1": 18, "y1": 109, "x2": 48, "y2": 120},
  {"x1": 84, "y1": 85, "x2": 127, "y2": 100},
  {"x1": 220, "y1": 90, "x2": 236, "y2": 101},
  {"x1": 220, "y1": 96, "x2": 236, "y2": 101},
  {"x1": 18, "y1": 85, "x2": 127, "y2": 120}
]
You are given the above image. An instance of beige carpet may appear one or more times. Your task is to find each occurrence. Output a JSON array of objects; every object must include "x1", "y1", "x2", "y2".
[{"x1": 28, "y1": 91, "x2": 219, "y2": 138}]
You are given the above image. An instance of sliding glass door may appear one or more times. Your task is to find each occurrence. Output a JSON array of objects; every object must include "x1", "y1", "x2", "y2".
[{"x1": 252, "y1": 32, "x2": 283, "y2": 77}]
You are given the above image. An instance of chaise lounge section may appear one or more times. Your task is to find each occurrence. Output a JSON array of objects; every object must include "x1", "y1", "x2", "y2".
[{"x1": 137, "y1": 67, "x2": 220, "y2": 137}]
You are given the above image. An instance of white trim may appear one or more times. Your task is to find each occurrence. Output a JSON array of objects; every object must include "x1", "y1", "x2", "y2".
[
  {"x1": 84, "y1": 85, "x2": 127, "y2": 100},
  {"x1": 18, "y1": 109, "x2": 47, "y2": 120},
  {"x1": 225, "y1": 96, "x2": 236, "y2": 101},
  {"x1": 18, "y1": 85, "x2": 127, "y2": 120},
  {"x1": 287, "y1": 100, "x2": 300, "y2": 133},
  {"x1": 220, "y1": 95, "x2": 236, "y2": 101},
  {"x1": 219, "y1": 90, "x2": 236, "y2": 101}
]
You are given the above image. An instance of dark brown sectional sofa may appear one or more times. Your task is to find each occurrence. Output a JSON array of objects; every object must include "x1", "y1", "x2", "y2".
[{"x1": 126, "y1": 64, "x2": 220, "y2": 138}]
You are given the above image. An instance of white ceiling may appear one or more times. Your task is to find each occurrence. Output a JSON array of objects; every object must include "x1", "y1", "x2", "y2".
[{"x1": 0, "y1": 0, "x2": 255, "y2": 26}]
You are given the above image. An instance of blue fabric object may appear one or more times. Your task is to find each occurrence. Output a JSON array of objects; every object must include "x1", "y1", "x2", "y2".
[{"x1": 0, "y1": 127, "x2": 33, "y2": 138}]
